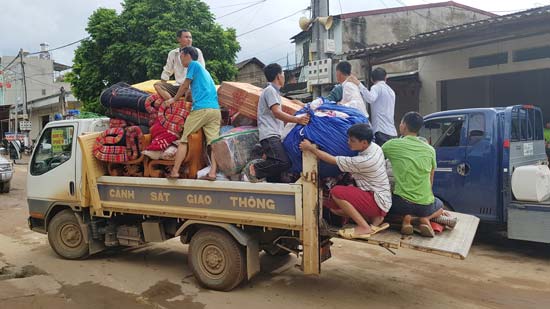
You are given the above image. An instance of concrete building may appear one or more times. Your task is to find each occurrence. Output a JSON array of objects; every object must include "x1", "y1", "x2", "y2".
[
  {"x1": 0, "y1": 48, "x2": 72, "y2": 141},
  {"x1": 291, "y1": 1, "x2": 495, "y2": 81},
  {"x1": 235, "y1": 57, "x2": 266, "y2": 87},
  {"x1": 24, "y1": 90, "x2": 80, "y2": 141},
  {"x1": 346, "y1": 5, "x2": 550, "y2": 122}
]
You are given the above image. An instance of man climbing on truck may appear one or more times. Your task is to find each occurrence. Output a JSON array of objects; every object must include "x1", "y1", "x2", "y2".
[
  {"x1": 382, "y1": 111, "x2": 444, "y2": 237},
  {"x1": 245, "y1": 63, "x2": 310, "y2": 183},
  {"x1": 165, "y1": 46, "x2": 220, "y2": 180},
  {"x1": 300, "y1": 123, "x2": 391, "y2": 239}
]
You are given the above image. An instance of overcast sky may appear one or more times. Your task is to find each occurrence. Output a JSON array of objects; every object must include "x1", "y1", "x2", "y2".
[{"x1": 1, "y1": 0, "x2": 549, "y2": 70}]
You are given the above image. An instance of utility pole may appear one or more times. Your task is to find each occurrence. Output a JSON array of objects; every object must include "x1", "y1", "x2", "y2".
[
  {"x1": 311, "y1": 0, "x2": 330, "y2": 97},
  {"x1": 19, "y1": 49, "x2": 28, "y2": 119}
]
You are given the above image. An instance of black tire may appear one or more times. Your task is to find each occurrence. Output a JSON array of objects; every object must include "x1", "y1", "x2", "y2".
[
  {"x1": 0, "y1": 182, "x2": 8, "y2": 193},
  {"x1": 188, "y1": 227, "x2": 246, "y2": 291},
  {"x1": 47, "y1": 210, "x2": 89, "y2": 259}
]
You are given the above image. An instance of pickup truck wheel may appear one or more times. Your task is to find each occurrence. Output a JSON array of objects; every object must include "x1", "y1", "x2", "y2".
[
  {"x1": 188, "y1": 228, "x2": 246, "y2": 291},
  {"x1": 47, "y1": 210, "x2": 89, "y2": 260}
]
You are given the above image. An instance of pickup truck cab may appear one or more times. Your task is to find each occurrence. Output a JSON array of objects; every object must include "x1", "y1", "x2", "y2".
[
  {"x1": 27, "y1": 118, "x2": 479, "y2": 291},
  {"x1": 420, "y1": 105, "x2": 550, "y2": 243}
]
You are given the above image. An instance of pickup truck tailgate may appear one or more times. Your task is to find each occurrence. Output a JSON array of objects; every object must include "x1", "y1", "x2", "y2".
[{"x1": 340, "y1": 212, "x2": 480, "y2": 259}]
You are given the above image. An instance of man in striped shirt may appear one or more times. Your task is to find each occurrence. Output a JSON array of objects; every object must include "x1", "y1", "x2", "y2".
[{"x1": 300, "y1": 123, "x2": 392, "y2": 239}]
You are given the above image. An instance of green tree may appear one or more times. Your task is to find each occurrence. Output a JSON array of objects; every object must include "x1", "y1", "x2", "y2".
[{"x1": 67, "y1": 0, "x2": 240, "y2": 114}]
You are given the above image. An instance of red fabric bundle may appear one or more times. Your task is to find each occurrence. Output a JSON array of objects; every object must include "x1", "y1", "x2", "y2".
[
  {"x1": 157, "y1": 100, "x2": 189, "y2": 134},
  {"x1": 146, "y1": 121, "x2": 178, "y2": 151},
  {"x1": 145, "y1": 94, "x2": 164, "y2": 116},
  {"x1": 109, "y1": 119, "x2": 128, "y2": 128},
  {"x1": 93, "y1": 126, "x2": 144, "y2": 162}
]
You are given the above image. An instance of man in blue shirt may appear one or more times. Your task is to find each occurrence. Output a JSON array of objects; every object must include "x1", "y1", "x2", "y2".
[{"x1": 165, "y1": 46, "x2": 221, "y2": 180}]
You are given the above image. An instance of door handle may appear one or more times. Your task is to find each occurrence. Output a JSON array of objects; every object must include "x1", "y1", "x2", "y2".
[
  {"x1": 69, "y1": 181, "x2": 75, "y2": 196},
  {"x1": 456, "y1": 163, "x2": 470, "y2": 176}
]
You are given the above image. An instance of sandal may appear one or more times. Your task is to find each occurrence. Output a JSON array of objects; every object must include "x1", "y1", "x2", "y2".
[
  {"x1": 401, "y1": 224, "x2": 414, "y2": 235},
  {"x1": 418, "y1": 224, "x2": 435, "y2": 237},
  {"x1": 431, "y1": 215, "x2": 458, "y2": 229},
  {"x1": 338, "y1": 223, "x2": 389, "y2": 240},
  {"x1": 338, "y1": 227, "x2": 371, "y2": 240},
  {"x1": 166, "y1": 173, "x2": 179, "y2": 179},
  {"x1": 371, "y1": 222, "x2": 390, "y2": 234},
  {"x1": 243, "y1": 159, "x2": 264, "y2": 183}
]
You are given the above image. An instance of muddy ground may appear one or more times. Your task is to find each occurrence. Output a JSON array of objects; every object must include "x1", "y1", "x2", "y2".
[{"x1": 1, "y1": 164, "x2": 549, "y2": 308}]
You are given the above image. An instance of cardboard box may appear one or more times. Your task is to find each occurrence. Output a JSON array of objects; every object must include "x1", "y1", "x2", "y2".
[{"x1": 218, "y1": 82, "x2": 303, "y2": 120}]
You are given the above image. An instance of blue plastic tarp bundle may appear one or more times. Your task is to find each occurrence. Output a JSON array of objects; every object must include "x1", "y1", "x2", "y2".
[{"x1": 283, "y1": 99, "x2": 370, "y2": 177}]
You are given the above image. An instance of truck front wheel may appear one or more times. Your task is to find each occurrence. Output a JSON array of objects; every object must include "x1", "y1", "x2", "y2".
[
  {"x1": 188, "y1": 227, "x2": 246, "y2": 291},
  {"x1": 47, "y1": 210, "x2": 89, "y2": 259}
]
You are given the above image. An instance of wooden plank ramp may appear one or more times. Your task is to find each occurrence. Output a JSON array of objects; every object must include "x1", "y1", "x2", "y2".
[{"x1": 333, "y1": 212, "x2": 479, "y2": 259}]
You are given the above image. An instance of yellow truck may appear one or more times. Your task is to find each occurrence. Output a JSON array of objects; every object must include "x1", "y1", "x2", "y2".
[{"x1": 27, "y1": 118, "x2": 479, "y2": 291}]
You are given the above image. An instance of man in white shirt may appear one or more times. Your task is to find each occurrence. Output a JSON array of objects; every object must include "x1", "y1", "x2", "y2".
[
  {"x1": 350, "y1": 67, "x2": 397, "y2": 146},
  {"x1": 154, "y1": 29, "x2": 205, "y2": 100},
  {"x1": 335, "y1": 61, "x2": 369, "y2": 118},
  {"x1": 300, "y1": 123, "x2": 391, "y2": 240}
]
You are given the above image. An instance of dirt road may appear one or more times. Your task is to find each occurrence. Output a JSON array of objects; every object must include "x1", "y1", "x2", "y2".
[{"x1": 1, "y1": 164, "x2": 549, "y2": 308}]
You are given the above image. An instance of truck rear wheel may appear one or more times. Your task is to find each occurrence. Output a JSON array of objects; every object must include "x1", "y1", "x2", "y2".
[
  {"x1": 47, "y1": 210, "x2": 89, "y2": 259},
  {"x1": 188, "y1": 227, "x2": 246, "y2": 291}
]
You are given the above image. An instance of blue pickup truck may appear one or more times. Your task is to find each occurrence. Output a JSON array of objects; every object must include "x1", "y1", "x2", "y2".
[{"x1": 419, "y1": 105, "x2": 550, "y2": 243}]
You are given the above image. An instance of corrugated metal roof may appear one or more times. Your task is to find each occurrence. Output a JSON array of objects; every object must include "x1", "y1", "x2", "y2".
[
  {"x1": 346, "y1": 5, "x2": 550, "y2": 59},
  {"x1": 236, "y1": 57, "x2": 265, "y2": 70}
]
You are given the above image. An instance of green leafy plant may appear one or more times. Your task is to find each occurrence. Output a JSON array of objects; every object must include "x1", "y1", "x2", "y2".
[{"x1": 68, "y1": 0, "x2": 240, "y2": 114}]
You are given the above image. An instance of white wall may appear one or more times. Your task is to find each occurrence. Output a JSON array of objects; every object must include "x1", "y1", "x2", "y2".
[
  {"x1": 419, "y1": 33, "x2": 550, "y2": 115},
  {"x1": 0, "y1": 56, "x2": 63, "y2": 107},
  {"x1": 343, "y1": 6, "x2": 492, "y2": 76}
]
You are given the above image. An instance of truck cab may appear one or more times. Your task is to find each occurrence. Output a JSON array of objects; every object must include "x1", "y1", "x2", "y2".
[
  {"x1": 27, "y1": 118, "x2": 109, "y2": 231},
  {"x1": 420, "y1": 105, "x2": 550, "y2": 242}
]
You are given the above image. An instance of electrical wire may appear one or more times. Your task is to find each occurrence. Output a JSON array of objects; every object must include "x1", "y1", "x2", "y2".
[
  {"x1": 391, "y1": 0, "x2": 450, "y2": 27},
  {"x1": 237, "y1": 7, "x2": 310, "y2": 38},
  {"x1": 0, "y1": 54, "x2": 21, "y2": 72},
  {"x1": 211, "y1": 1, "x2": 264, "y2": 9},
  {"x1": 27, "y1": 37, "x2": 90, "y2": 55},
  {"x1": 1, "y1": 66, "x2": 59, "y2": 89},
  {"x1": 239, "y1": 38, "x2": 293, "y2": 60},
  {"x1": 217, "y1": 0, "x2": 266, "y2": 19}
]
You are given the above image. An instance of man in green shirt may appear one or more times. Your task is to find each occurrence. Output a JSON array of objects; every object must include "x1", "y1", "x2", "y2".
[{"x1": 382, "y1": 112, "x2": 443, "y2": 237}]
